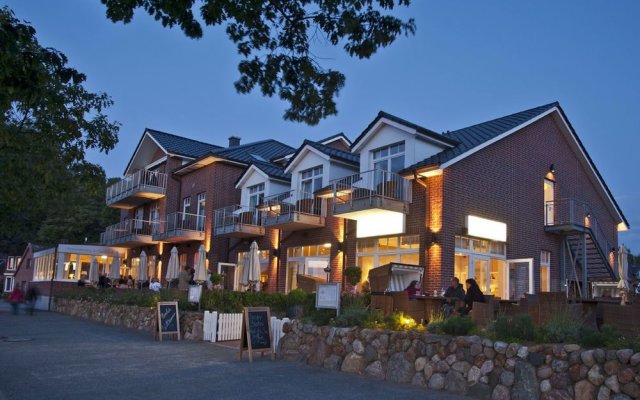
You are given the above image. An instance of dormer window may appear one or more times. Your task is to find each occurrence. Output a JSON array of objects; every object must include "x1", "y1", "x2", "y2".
[
  {"x1": 248, "y1": 183, "x2": 265, "y2": 208},
  {"x1": 372, "y1": 141, "x2": 405, "y2": 172},
  {"x1": 300, "y1": 166, "x2": 323, "y2": 196}
]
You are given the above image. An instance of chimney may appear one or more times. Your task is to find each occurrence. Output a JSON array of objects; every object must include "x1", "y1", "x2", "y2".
[{"x1": 228, "y1": 136, "x2": 241, "y2": 147}]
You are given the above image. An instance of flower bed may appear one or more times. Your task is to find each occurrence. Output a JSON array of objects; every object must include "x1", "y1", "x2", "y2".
[{"x1": 278, "y1": 320, "x2": 640, "y2": 400}]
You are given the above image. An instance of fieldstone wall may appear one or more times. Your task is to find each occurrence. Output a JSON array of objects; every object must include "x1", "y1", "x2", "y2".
[
  {"x1": 52, "y1": 299, "x2": 204, "y2": 341},
  {"x1": 278, "y1": 321, "x2": 640, "y2": 400}
]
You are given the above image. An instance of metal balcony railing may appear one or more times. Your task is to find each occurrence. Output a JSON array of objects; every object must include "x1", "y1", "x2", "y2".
[
  {"x1": 261, "y1": 190, "x2": 325, "y2": 218},
  {"x1": 545, "y1": 199, "x2": 615, "y2": 266},
  {"x1": 332, "y1": 169, "x2": 412, "y2": 206},
  {"x1": 100, "y1": 219, "x2": 154, "y2": 244},
  {"x1": 157, "y1": 212, "x2": 206, "y2": 234},
  {"x1": 106, "y1": 169, "x2": 167, "y2": 204},
  {"x1": 214, "y1": 205, "x2": 262, "y2": 228}
]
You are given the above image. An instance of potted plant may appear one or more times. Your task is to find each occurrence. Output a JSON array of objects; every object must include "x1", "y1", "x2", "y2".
[
  {"x1": 344, "y1": 266, "x2": 362, "y2": 293},
  {"x1": 209, "y1": 273, "x2": 224, "y2": 290}
]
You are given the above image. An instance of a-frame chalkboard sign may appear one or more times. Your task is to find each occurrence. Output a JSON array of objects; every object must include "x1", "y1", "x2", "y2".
[
  {"x1": 157, "y1": 301, "x2": 180, "y2": 341},
  {"x1": 239, "y1": 307, "x2": 274, "y2": 362}
]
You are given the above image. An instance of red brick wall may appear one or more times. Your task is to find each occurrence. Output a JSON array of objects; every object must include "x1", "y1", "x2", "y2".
[{"x1": 438, "y1": 113, "x2": 620, "y2": 293}]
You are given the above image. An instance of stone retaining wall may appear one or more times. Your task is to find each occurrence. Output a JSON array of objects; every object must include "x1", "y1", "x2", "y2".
[
  {"x1": 277, "y1": 321, "x2": 640, "y2": 400},
  {"x1": 52, "y1": 299, "x2": 204, "y2": 341}
]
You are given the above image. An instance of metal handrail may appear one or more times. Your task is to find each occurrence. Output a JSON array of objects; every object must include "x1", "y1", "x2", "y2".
[
  {"x1": 101, "y1": 219, "x2": 154, "y2": 243},
  {"x1": 545, "y1": 199, "x2": 615, "y2": 270},
  {"x1": 158, "y1": 212, "x2": 205, "y2": 234},
  {"x1": 106, "y1": 169, "x2": 167, "y2": 202},
  {"x1": 331, "y1": 169, "x2": 412, "y2": 206},
  {"x1": 262, "y1": 189, "x2": 325, "y2": 217},
  {"x1": 214, "y1": 205, "x2": 262, "y2": 228}
]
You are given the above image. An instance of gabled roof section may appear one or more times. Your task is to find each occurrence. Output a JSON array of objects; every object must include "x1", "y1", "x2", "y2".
[
  {"x1": 284, "y1": 140, "x2": 360, "y2": 173},
  {"x1": 235, "y1": 160, "x2": 291, "y2": 189},
  {"x1": 173, "y1": 139, "x2": 295, "y2": 176},
  {"x1": 319, "y1": 132, "x2": 352, "y2": 147},
  {"x1": 146, "y1": 129, "x2": 222, "y2": 158},
  {"x1": 352, "y1": 111, "x2": 459, "y2": 152},
  {"x1": 404, "y1": 102, "x2": 559, "y2": 172}
]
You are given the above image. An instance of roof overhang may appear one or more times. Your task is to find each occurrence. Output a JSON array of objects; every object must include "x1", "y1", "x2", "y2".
[
  {"x1": 440, "y1": 107, "x2": 629, "y2": 229},
  {"x1": 124, "y1": 130, "x2": 169, "y2": 176},
  {"x1": 321, "y1": 133, "x2": 352, "y2": 148},
  {"x1": 235, "y1": 165, "x2": 269, "y2": 189},
  {"x1": 352, "y1": 116, "x2": 457, "y2": 153},
  {"x1": 173, "y1": 152, "x2": 246, "y2": 176},
  {"x1": 284, "y1": 144, "x2": 330, "y2": 174}
]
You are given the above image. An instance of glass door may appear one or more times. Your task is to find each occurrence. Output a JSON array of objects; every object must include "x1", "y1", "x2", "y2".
[{"x1": 473, "y1": 256, "x2": 490, "y2": 294}]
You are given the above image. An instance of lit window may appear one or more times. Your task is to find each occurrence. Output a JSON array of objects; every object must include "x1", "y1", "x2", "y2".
[
  {"x1": 372, "y1": 142, "x2": 405, "y2": 172},
  {"x1": 540, "y1": 251, "x2": 551, "y2": 292},
  {"x1": 300, "y1": 166, "x2": 323, "y2": 197}
]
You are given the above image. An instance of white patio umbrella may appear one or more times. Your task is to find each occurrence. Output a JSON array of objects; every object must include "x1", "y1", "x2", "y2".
[
  {"x1": 194, "y1": 244, "x2": 207, "y2": 282},
  {"x1": 88, "y1": 256, "x2": 99, "y2": 283},
  {"x1": 166, "y1": 246, "x2": 180, "y2": 283},
  {"x1": 109, "y1": 255, "x2": 121, "y2": 280},
  {"x1": 138, "y1": 251, "x2": 148, "y2": 283},
  {"x1": 240, "y1": 241, "x2": 261, "y2": 292},
  {"x1": 618, "y1": 245, "x2": 630, "y2": 304}
]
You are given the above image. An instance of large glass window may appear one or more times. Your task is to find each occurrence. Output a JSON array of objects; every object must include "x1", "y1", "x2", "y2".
[
  {"x1": 455, "y1": 236, "x2": 508, "y2": 297},
  {"x1": 150, "y1": 202, "x2": 160, "y2": 234},
  {"x1": 286, "y1": 244, "x2": 331, "y2": 292},
  {"x1": 544, "y1": 179, "x2": 555, "y2": 225},
  {"x1": 356, "y1": 234, "x2": 419, "y2": 283},
  {"x1": 63, "y1": 254, "x2": 78, "y2": 280},
  {"x1": 248, "y1": 183, "x2": 265, "y2": 208},
  {"x1": 300, "y1": 166, "x2": 323, "y2": 197},
  {"x1": 540, "y1": 251, "x2": 551, "y2": 292},
  {"x1": 196, "y1": 192, "x2": 206, "y2": 230},
  {"x1": 372, "y1": 142, "x2": 405, "y2": 173}
]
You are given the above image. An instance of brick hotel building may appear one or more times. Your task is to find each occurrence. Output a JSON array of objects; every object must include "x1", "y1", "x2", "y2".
[{"x1": 15, "y1": 102, "x2": 629, "y2": 304}]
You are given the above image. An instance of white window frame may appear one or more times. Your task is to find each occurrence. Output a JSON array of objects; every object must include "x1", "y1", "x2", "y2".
[
  {"x1": 544, "y1": 179, "x2": 555, "y2": 225},
  {"x1": 285, "y1": 244, "x2": 331, "y2": 292},
  {"x1": 247, "y1": 183, "x2": 265, "y2": 208},
  {"x1": 371, "y1": 141, "x2": 405, "y2": 173},
  {"x1": 455, "y1": 236, "x2": 508, "y2": 296},
  {"x1": 540, "y1": 251, "x2": 551, "y2": 292},
  {"x1": 356, "y1": 234, "x2": 420, "y2": 271},
  {"x1": 134, "y1": 208, "x2": 144, "y2": 230},
  {"x1": 150, "y1": 202, "x2": 160, "y2": 234},
  {"x1": 299, "y1": 166, "x2": 323, "y2": 197},
  {"x1": 196, "y1": 192, "x2": 206, "y2": 230}
]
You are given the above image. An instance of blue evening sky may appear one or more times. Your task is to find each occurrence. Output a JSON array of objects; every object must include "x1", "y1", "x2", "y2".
[{"x1": 4, "y1": 1, "x2": 639, "y2": 251}]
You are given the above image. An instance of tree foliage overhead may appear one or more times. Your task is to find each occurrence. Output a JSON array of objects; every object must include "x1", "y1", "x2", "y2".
[
  {"x1": 101, "y1": 0, "x2": 416, "y2": 125},
  {"x1": 0, "y1": 7, "x2": 120, "y2": 253}
]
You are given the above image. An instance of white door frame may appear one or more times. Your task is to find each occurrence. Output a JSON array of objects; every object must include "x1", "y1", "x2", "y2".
[
  {"x1": 507, "y1": 258, "x2": 535, "y2": 295},
  {"x1": 217, "y1": 262, "x2": 239, "y2": 291},
  {"x1": 471, "y1": 254, "x2": 491, "y2": 294}
]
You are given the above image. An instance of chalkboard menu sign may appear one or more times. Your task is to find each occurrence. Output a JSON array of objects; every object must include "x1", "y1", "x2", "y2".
[
  {"x1": 239, "y1": 307, "x2": 273, "y2": 362},
  {"x1": 157, "y1": 301, "x2": 180, "y2": 341}
]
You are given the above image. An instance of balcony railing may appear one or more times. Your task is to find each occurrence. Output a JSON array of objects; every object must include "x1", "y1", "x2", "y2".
[
  {"x1": 100, "y1": 219, "x2": 156, "y2": 247},
  {"x1": 261, "y1": 190, "x2": 325, "y2": 230},
  {"x1": 152, "y1": 212, "x2": 205, "y2": 242},
  {"x1": 106, "y1": 169, "x2": 167, "y2": 208},
  {"x1": 331, "y1": 169, "x2": 412, "y2": 216},
  {"x1": 545, "y1": 198, "x2": 615, "y2": 270},
  {"x1": 213, "y1": 205, "x2": 265, "y2": 237}
]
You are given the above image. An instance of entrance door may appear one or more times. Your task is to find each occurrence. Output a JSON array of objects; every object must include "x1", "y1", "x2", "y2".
[
  {"x1": 507, "y1": 259, "x2": 534, "y2": 300},
  {"x1": 217, "y1": 262, "x2": 238, "y2": 291},
  {"x1": 473, "y1": 256, "x2": 490, "y2": 294}
]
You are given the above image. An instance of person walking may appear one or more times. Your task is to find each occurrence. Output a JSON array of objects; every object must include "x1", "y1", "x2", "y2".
[
  {"x1": 8, "y1": 286, "x2": 24, "y2": 315},
  {"x1": 25, "y1": 285, "x2": 39, "y2": 316}
]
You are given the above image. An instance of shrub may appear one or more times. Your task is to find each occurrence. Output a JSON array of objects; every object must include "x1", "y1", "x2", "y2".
[
  {"x1": 383, "y1": 311, "x2": 424, "y2": 331},
  {"x1": 344, "y1": 266, "x2": 362, "y2": 287},
  {"x1": 539, "y1": 304, "x2": 584, "y2": 343},
  {"x1": 209, "y1": 273, "x2": 223, "y2": 286},
  {"x1": 490, "y1": 314, "x2": 537, "y2": 342},
  {"x1": 334, "y1": 305, "x2": 381, "y2": 328},
  {"x1": 286, "y1": 289, "x2": 308, "y2": 307},
  {"x1": 434, "y1": 316, "x2": 475, "y2": 336}
]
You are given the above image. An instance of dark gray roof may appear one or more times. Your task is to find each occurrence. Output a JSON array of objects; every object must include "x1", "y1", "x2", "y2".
[
  {"x1": 251, "y1": 160, "x2": 291, "y2": 182},
  {"x1": 353, "y1": 111, "x2": 459, "y2": 150},
  {"x1": 286, "y1": 140, "x2": 360, "y2": 169},
  {"x1": 213, "y1": 140, "x2": 294, "y2": 164},
  {"x1": 318, "y1": 132, "x2": 351, "y2": 146},
  {"x1": 403, "y1": 102, "x2": 559, "y2": 172},
  {"x1": 146, "y1": 128, "x2": 222, "y2": 158}
]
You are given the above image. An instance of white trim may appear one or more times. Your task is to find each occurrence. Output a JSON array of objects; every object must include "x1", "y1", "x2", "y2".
[
  {"x1": 353, "y1": 117, "x2": 454, "y2": 153},
  {"x1": 284, "y1": 145, "x2": 330, "y2": 174},
  {"x1": 124, "y1": 131, "x2": 168, "y2": 175},
  {"x1": 508, "y1": 258, "x2": 535, "y2": 295},
  {"x1": 235, "y1": 165, "x2": 270, "y2": 189},
  {"x1": 440, "y1": 107, "x2": 626, "y2": 227},
  {"x1": 321, "y1": 134, "x2": 351, "y2": 147},
  {"x1": 416, "y1": 168, "x2": 443, "y2": 178},
  {"x1": 145, "y1": 156, "x2": 167, "y2": 170}
]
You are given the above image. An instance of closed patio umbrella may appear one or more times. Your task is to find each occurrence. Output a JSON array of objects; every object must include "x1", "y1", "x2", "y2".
[
  {"x1": 88, "y1": 256, "x2": 99, "y2": 283},
  {"x1": 194, "y1": 244, "x2": 207, "y2": 282},
  {"x1": 618, "y1": 245, "x2": 630, "y2": 304},
  {"x1": 138, "y1": 251, "x2": 148, "y2": 283},
  {"x1": 166, "y1": 246, "x2": 180, "y2": 283},
  {"x1": 240, "y1": 241, "x2": 261, "y2": 292},
  {"x1": 109, "y1": 255, "x2": 121, "y2": 280}
]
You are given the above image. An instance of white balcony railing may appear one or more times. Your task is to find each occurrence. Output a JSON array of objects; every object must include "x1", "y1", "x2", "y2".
[
  {"x1": 214, "y1": 205, "x2": 262, "y2": 229},
  {"x1": 332, "y1": 169, "x2": 412, "y2": 206},
  {"x1": 157, "y1": 212, "x2": 206, "y2": 235},
  {"x1": 106, "y1": 169, "x2": 167, "y2": 204},
  {"x1": 100, "y1": 219, "x2": 155, "y2": 244},
  {"x1": 261, "y1": 190, "x2": 325, "y2": 218}
]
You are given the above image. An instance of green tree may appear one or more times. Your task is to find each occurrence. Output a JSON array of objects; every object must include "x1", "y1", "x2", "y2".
[
  {"x1": 100, "y1": 0, "x2": 416, "y2": 125},
  {"x1": 0, "y1": 7, "x2": 120, "y2": 253}
]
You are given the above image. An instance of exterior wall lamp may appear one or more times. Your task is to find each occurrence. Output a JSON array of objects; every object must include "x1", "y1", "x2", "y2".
[
  {"x1": 272, "y1": 248, "x2": 279, "y2": 257},
  {"x1": 336, "y1": 242, "x2": 343, "y2": 252},
  {"x1": 430, "y1": 233, "x2": 438, "y2": 245},
  {"x1": 549, "y1": 164, "x2": 555, "y2": 173}
]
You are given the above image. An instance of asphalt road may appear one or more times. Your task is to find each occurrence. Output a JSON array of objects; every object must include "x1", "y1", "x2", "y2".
[{"x1": 0, "y1": 306, "x2": 469, "y2": 400}]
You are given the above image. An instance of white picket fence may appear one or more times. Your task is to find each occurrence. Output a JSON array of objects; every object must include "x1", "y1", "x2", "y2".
[{"x1": 203, "y1": 311, "x2": 289, "y2": 348}]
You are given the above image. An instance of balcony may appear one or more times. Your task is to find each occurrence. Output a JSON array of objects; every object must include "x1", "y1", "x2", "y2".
[
  {"x1": 152, "y1": 212, "x2": 206, "y2": 243},
  {"x1": 261, "y1": 190, "x2": 325, "y2": 231},
  {"x1": 106, "y1": 169, "x2": 168, "y2": 209},
  {"x1": 214, "y1": 205, "x2": 265, "y2": 238},
  {"x1": 100, "y1": 219, "x2": 157, "y2": 248},
  {"x1": 331, "y1": 169, "x2": 412, "y2": 219}
]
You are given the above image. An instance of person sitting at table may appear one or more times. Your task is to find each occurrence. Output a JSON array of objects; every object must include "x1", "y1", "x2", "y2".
[
  {"x1": 442, "y1": 277, "x2": 465, "y2": 317},
  {"x1": 405, "y1": 280, "x2": 419, "y2": 299},
  {"x1": 459, "y1": 278, "x2": 485, "y2": 315}
]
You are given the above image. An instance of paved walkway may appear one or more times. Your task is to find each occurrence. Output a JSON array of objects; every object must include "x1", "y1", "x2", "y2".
[{"x1": 0, "y1": 307, "x2": 469, "y2": 400}]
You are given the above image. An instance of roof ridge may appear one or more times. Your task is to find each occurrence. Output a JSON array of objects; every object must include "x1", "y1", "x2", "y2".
[
  {"x1": 447, "y1": 102, "x2": 559, "y2": 135},
  {"x1": 145, "y1": 128, "x2": 222, "y2": 149},
  {"x1": 214, "y1": 138, "x2": 295, "y2": 153}
]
